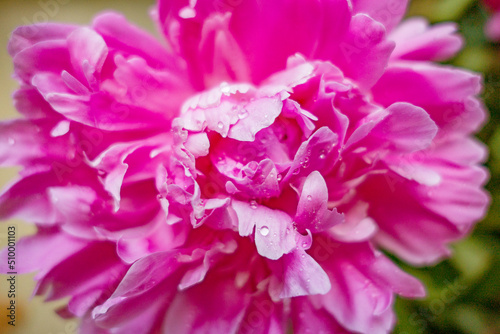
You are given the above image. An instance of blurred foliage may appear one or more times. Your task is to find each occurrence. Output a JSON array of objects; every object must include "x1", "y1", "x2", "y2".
[{"x1": 394, "y1": 1, "x2": 500, "y2": 333}]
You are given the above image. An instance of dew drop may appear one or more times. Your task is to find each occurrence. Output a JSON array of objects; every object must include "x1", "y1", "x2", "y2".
[
  {"x1": 307, "y1": 195, "x2": 312, "y2": 201},
  {"x1": 217, "y1": 122, "x2": 224, "y2": 130},
  {"x1": 250, "y1": 200, "x2": 258, "y2": 209},
  {"x1": 277, "y1": 174, "x2": 282, "y2": 182},
  {"x1": 217, "y1": 156, "x2": 226, "y2": 165},
  {"x1": 157, "y1": 194, "x2": 163, "y2": 200},
  {"x1": 238, "y1": 109, "x2": 249, "y2": 119},
  {"x1": 292, "y1": 168, "x2": 300, "y2": 175},
  {"x1": 259, "y1": 226, "x2": 270, "y2": 236},
  {"x1": 302, "y1": 242, "x2": 309, "y2": 248}
]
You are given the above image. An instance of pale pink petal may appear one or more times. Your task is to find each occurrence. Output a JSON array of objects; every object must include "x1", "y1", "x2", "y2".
[
  {"x1": 295, "y1": 171, "x2": 344, "y2": 233},
  {"x1": 390, "y1": 18, "x2": 463, "y2": 61},
  {"x1": 351, "y1": 0, "x2": 408, "y2": 31}
]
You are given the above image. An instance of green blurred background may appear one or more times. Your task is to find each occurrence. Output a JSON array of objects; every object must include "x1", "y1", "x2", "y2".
[{"x1": 0, "y1": 0, "x2": 498, "y2": 333}]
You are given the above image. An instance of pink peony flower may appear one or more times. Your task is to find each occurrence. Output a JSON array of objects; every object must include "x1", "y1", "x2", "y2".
[
  {"x1": 485, "y1": 0, "x2": 500, "y2": 40},
  {"x1": 0, "y1": 0, "x2": 489, "y2": 333}
]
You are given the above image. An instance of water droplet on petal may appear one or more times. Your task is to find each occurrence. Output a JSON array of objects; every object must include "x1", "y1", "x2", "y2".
[
  {"x1": 277, "y1": 174, "x2": 282, "y2": 182},
  {"x1": 259, "y1": 226, "x2": 270, "y2": 236},
  {"x1": 307, "y1": 195, "x2": 312, "y2": 201},
  {"x1": 217, "y1": 121, "x2": 224, "y2": 130},
  {"x1": 302, "y1": 242, "x2": 309, "y2": 248},
  {"x1": 250, "y1": 200, "x2": 258, "y2": 209},
  {"x1": 238, "y1": 109, "x2": 248, "y2": 119},
  {"x1": 292, "y1": 168, "x2": 300, "y2": 175}
]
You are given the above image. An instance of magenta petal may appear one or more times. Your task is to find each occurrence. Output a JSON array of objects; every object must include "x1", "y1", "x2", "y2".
[
  {"x1": 269, "y1": 249, "x2": 331, "y2": 299},
  {"x1": 228, "y1": 95, "x2": 283, "y2": 141},
  {"x1": 8, "y1": 23, "x2": 78, "y2": 57},
  {"x1": 313, "y1": 240, "x2": 423, "y2": 333},
  {"x1": 390, "y1": 18, "x2": 463, "y2": 61},
  {"x1": 162, "y1": 274, "x2": 249, "y2": 334},
  {"x1": 178, "y1": 239, "x2": 237, "y2": 290},
  {"x1": 0, "y1": 171, "x2": 61, "y2": 224},
  {"x1": 67, "y1": 28, "x2": 108, "y2": 88},
  {"x1": 370, "y1": 102, "x2": 438, "y2": 152},
  {"x1": 93, "y1": 12, "x2": 181, "y2": 69},
  {"x1": 0, "y1": 227, "x2": 87, "y2": 277},
  {"x1": 0, "y1": 0, "x2": 490, "y2": 332},
  {"x1": 229, "y1": 0, "x2": 351, "y2": 83},
  {"x1": 13, "y1": 40, "x2": 71, "y2": 84},
  {"x1": 351, "y1": 0, "x2": 408, "y2": 31},
  {"x1": 233, "y1": 200, "x2": 296, "y2": 260},
  {"x1": 330, "y1": 14, "x2": 395, "y2": 89},
  {"x1": 292, "y1": 297, "x2": 349, "y2": 334},
  {"x1": 372, "y1": 62, "x2": 486, "y2": 135},
  {"x1": 92, "y1": 251, "x2": 182, "y2": 327},
  {"x1": 0, "y1": 119, "x2": 66, "y2": 167},
  {"x1": 295, "y1": 171, "x2": 344, "y2": 233},
  {"x1": 284, "y1": 127, "x2": 339, "y2": 181}
]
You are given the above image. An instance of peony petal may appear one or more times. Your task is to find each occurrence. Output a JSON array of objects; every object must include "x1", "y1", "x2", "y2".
[
  {"x1": 389, "y1": 18, "x2": 463, "y2": 61},
  {"x1": 372, "y1": 62, "x2": 486, "y2": 135},
  {"x1": 232, "y1": 200, "x2": 296, "y2": 260},
  {"x1": 269, "y1": 249, "x2": 331, "y2": 299},
  {"x1": 330, "y1": 14, "x2": 395, "y2": 89},
  {"x1": 351, "y1": 0, "x2": 408, "y2": 31},
  {"x1": 67, "y1": 28, "x2": 108, "y2": 88},
  {"x1": 295, "y1": 171, "x2": 344, "y2": 233}
]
